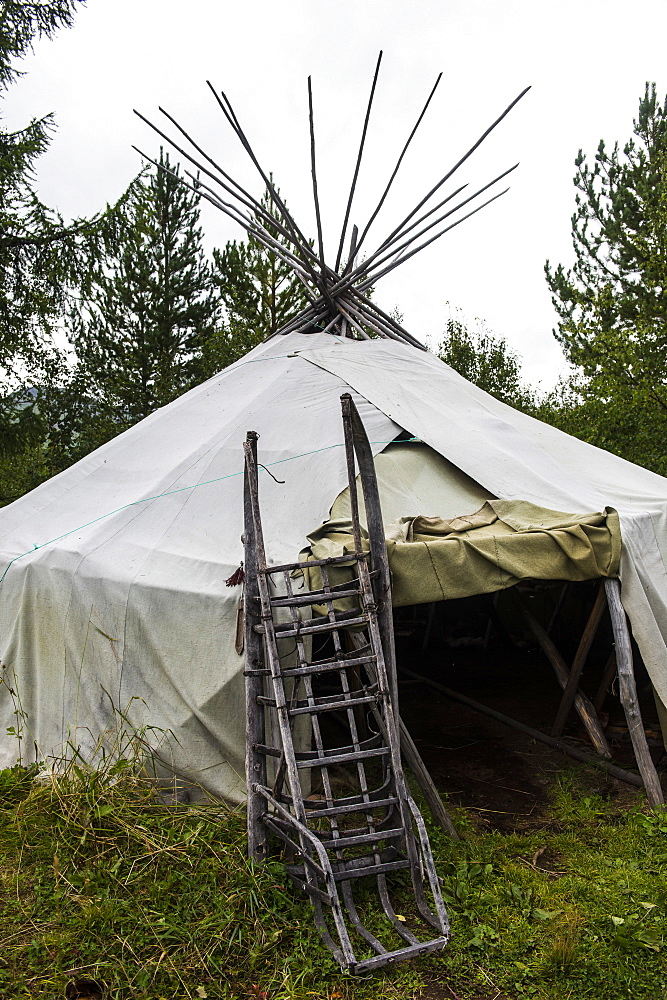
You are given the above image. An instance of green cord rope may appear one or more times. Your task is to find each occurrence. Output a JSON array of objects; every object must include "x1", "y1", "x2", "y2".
[
  {"x1": 0, "y1": 436, "x2": 419, "y2": 584},
  {"x1": 0, "y1": 326, "x2": 406, "y2": 584}
]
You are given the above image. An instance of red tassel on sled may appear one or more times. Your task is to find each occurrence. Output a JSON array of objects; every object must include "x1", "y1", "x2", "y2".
[{"x1": 225, "y1": 563, "x2": 245, "y2": 587}]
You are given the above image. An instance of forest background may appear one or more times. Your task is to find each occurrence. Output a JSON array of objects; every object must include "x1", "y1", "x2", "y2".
[{"x1": 2, "y1": 0, "x2": 667, "y2": 504}]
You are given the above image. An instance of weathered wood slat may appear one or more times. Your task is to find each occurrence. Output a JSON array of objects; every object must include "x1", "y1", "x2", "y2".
[
  {"x1": 253, "y1": 612, "x2": 367, "y2": 638},
  {"x1": 243, "y1": 432, "x2": 268, "y2": 861},
  {"x1": 604, "y1": 579, "x2": 664, "y2": 808}
]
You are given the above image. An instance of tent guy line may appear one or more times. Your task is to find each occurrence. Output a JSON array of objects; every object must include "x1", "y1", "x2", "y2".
[{"x1": 0, "y1": 438, "x2": 420, "y2": 585}]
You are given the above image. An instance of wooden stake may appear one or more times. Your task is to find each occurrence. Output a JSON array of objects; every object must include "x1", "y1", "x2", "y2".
[
  {"x1": 399, "y1": 720, "x2": 459, "y2": 839},
  {"x1": 604, "y1": 579, "x2": 664, "y2": 808}
]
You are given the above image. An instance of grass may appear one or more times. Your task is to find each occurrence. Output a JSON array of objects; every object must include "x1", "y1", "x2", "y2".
[{"x1": 1, "y1": 756, "x2": 667, "y2": 1000}]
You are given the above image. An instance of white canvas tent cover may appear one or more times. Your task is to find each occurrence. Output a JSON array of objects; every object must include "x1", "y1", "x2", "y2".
[{"x1": 2, "y1": 329, "x2": 667, "y2": 803}]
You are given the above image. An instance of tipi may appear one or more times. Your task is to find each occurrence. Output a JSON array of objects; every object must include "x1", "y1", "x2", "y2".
[{"x1": 1, "y1": 62, "x2": 665, "y2": 807}]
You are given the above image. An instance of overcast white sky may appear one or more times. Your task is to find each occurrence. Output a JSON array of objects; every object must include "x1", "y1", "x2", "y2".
[{"x1": 7, "y1": 0, "x2": 667, "y2": 388}]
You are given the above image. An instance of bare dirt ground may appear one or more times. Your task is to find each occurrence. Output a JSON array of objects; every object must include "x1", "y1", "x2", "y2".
[
  {"x1": 394, "y1": 593, "x2": 661, "y2": 833},
  {"x1": 397, "y1": 643, "x2": 654, "y2": 837}
]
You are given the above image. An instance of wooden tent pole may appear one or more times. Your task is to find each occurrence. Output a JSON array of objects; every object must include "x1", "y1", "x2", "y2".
[
  {"x1": 335, "y1": 54, "x2": 382, "y2": 273},
  {"x1": 551, "y1": 581, "x2": 607, "y2": 737},
  {"x1": 512, "y1": 590, "x2": 612, "y2": 758},
  {"x1": 604, "y1": 579, "x2": 664, "y2": 808}
]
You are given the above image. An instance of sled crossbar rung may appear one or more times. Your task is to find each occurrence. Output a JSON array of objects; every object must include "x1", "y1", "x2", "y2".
[
  {"x1": 257, "y1": 693, "x2": 380, "y2": 716},
  {"x1": 290, "y1": 692, "x2": 380, "y2": 715},
  {"x1": 279, "y1": 653, "x2": 375, "y2": 677},
  {"x1": 254, "y1": 613, "x2": 368, "y2": 637},
  {"x1": 272, "y1": 781, "x2": 394, "y2": 810},
  {"x1": 332, "y1": 859, "x2": 411, "y2": 881},
  {"x1": 260, "y1": 552, "x2": 368, "y2": 575},
  {"x1": 295, "y1": 732, "x2": 382, "y2": 759},
  {"x1": 319, "y1": 826, "x2": 405, "y2": 850},
  {"x1": 268, "y1": 813, "x2": 402, "y2": 851},
  {"x1": 296, "y1": 746, "x2": 390, "y2": 769},
  {"x1": 287, "y1": 852, "x2": 412, "y2": 882},
  {"x1": 254, "y1": 733, "x2": 383, "y2": 761},
  {"x1": 351, "y1": 937, "x2": 451, "y2": 974},
  {"x1": 269, "y1": 586, "x2": 362, "y2": 608},
  {"x1": 303, "y1": 796, "x2": 399, "y2": 818}
]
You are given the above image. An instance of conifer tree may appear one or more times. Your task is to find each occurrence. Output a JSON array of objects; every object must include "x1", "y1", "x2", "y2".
[
  {"x1": 0, "y1": 0, "x2": 121, "y2": 456},
  {"x1": 203, "y1": 187, "x2": 310, "y2": 370},
  {"x1": 58, "y1": 154, "x2": 220, "y2": 463},
  {"x1": 545, "y1": 84, "x2": 667, "y2": 472}
]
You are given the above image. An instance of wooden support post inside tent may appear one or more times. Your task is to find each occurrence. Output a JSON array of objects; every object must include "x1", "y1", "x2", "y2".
[
  {"x1": 422, "y1": 578, "x2": 663, "y2": 808},
  {"x1": 551, "y1": 581, "x2": 608, "y2": 738},
  {"x1": 399, "y1": 666, "x2": 646, "y2": 788},
  {"x1": 519, "y1": 576, "x2": 663, "y2": 807},
  {"x1": 604, "y1": 578, "x2": 664, "y2": 808},
  {"x1": 594, "y1": 650, "x2": 618, "y2": 713},
  {"x1": 512, "y1": 589, "x2": 612, "y2": 759}
]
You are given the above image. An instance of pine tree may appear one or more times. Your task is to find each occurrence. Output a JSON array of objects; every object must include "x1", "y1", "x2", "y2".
[
  {"x1": 546, "y1": 85, "x2": 667, "y2": 351},
  {"x1": 58, "y1": 154, "x2": 221, "y2": 463},
  {"x1": 544, "y1": 84, "x2": 667, "y2": 470},
  {"x1": 0, "y1": 0, "x2": 121, "y2": 456},
  {"x1": 203, "y1": 187, "x2": 310, "y2": 371}
]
